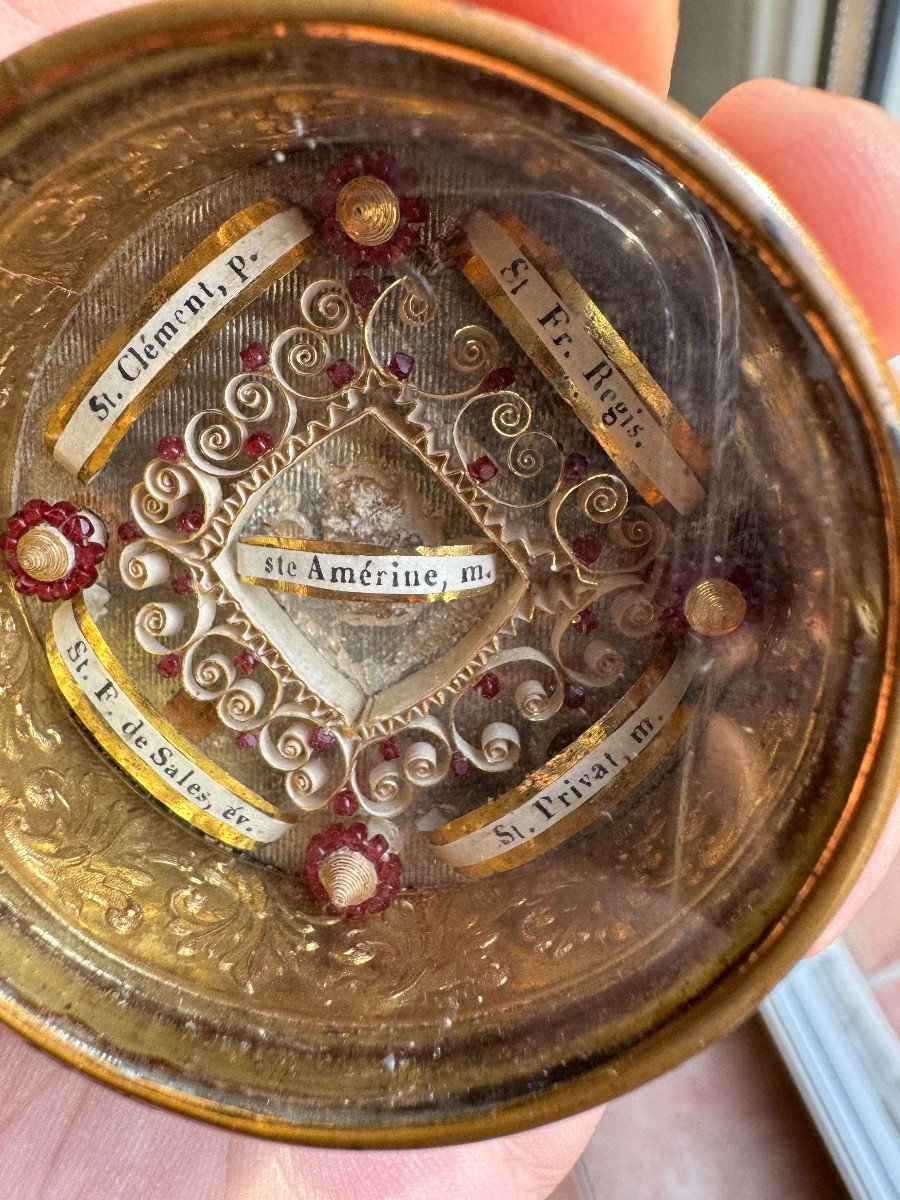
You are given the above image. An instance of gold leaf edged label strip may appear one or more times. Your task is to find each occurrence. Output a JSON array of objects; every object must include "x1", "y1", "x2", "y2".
[
  {"x1": 429, "y1": 649, "x2": 697, "y2": 876},
  {"x1": 46, "y1": 596, "x2": 295, "y2": 850},
  {"x1": 45, "y1": 198, "x2": 316, "y2": 481},
  {"x1": 236, "y1": 536, "x2": 498, "y2": 603},
  {"x1": 456, "y1": 211, "x2": 708, "y2": 517}
]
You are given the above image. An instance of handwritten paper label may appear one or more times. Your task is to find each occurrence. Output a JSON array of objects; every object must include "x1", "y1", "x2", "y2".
[
  {"x1": 460, "y1": 212, "x2": 706, "y2": 516},
  {"x1": 431, "y1": 650, "x2": 696, "y2": 872},
  {"x1": 47, "y1": 599, "x2": 293, "y2": 847},
  {"x1": 237, "y1": 537, "x2": 498, "y2": 602},
  {"x1": 47, "y1": 200, "x2": 314, "y2": 480}
]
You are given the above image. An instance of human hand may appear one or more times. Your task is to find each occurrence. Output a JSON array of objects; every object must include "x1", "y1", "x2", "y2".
[{"x1": 0, "y1": 2, "x2": 896, "y2": 1198}]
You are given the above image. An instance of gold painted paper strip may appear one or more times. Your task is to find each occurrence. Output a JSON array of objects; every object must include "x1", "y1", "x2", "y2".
[{"x1": 46, "y1": 596, "x2": 295, "y2": 849}]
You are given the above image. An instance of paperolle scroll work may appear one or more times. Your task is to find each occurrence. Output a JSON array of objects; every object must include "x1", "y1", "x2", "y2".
[{"x1": 4, "y1": 146, "x2": 748, "y2": 918}]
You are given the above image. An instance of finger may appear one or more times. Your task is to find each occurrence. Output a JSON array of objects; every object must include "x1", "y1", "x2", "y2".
[
  {"x1": 0, "y1": 0, "x2": 149, "y2": 57},
  {"x1": 808, "y1": 794, "x2": 900, "y2": 956},
  {"x1": 0, "y1": 1018, "x2": 602, "y2": 1200},
  {"x1": 702, "y1": 79, "x2": 900, "y2": 357},
  {"x1": 0, "y1": 0, "x2": 682, "y2": 98},
  {"x1": 474, "y1": 0, "x2": 680, "y2": 94},
  {"x1": 222, "y1": 1107, "x2": 603, "y2": 1200}
]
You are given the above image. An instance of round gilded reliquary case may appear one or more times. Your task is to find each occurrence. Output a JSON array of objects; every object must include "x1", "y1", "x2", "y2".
[{"x1": 0, "y1": 0, "x2": 897, "y2": 1146}]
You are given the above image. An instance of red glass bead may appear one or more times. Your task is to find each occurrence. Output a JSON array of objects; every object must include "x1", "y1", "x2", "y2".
[
  {"x1": 174, "y1": 507, "x2": 204, "y2": 534},
  {"x1": 381, "y1": 853, "x2": 402, "y2": 877},
  {"x1": 70, "y1": 566, "x2": 97, "y2": 589},
  {"x1": 475, "y1": 671, "x2": 501, "y2": 699},
  {"x1": 245, "y1": 430, "x2": 275, "y2": 460},
  {"x1": 388, "y1": 352, "x2": 414, "y2": 380},
  {"x1": 171, "y1": 573, "x2": 194, "y2": 596},
  {"x1": 390, "y1": 225, "x2": 419, "y2": 254},
  {"x1": 399, "y1": 195, "x2": 429, "y2": 223},
  {"x1": 58, "y1": 577, "x2": 79, "y2": 600},
  {"x1": 563, "y1": 452, "x2": 589, "y2": 483},
  {"x1": 378, "y1": 736, "x2": 402, "y2": 761},
  {"x1": 36, "y1": 580, "x2": 60, "y2": 602},
  {"x1": 368, "y1": 833, "x2": 389, "y2": 858},
  {"x1": 46, "y1": 501, "x2": 77, "y2": 527},
  {"x1": 572, "y1": 608, "x2": 599, "y2": 636},
  {"x1": 363, "y1": 896, "x2": 389, "y2": 915},
  {"x1": 308, "y1": 727, "x2": 336, "y2": 752},
  {"x1": 20, "y1": 498, "x2": 50, "y2": 522},
  {"x1": 5, "y1": 517, "x2": 27, "y2": 539},
  {"x1": 316, "y1": 827, "x2": 341, "y2": 855},
  {"x1": 326, "y1": 358, "x2": 356, "y2": 388},
  {"x1": 156, "y1": 652, "x2": 182, "y2": 678},
  {"x1": 467, "y1": 455, "x2": 498, "y2": 483},
  {"x1": 14, "y1": 575, "x2": 38, "y2": 595},
  {"x1": 392, "y1": 164, "x2": 419, "y2": 192},
  {"x1": 346, "y1": 822, "x2": 368, "y2": 843},
  {"x1": 234, "y1": 649, "x2": 258, "y2": 675},
  {"x1": 572, "y1": 534, "x2": 601, "y2": 566},
  {"x1": 235, "y1": 730, "x2": 258, "y2": 749},
  {"x1": 62, "y1": 513, "x2": 94, "y2": 541},
  {"x1": 450, "y1": 750, "x2": 472, "y2": 779},
  {"x1": 239, "y1": 341, "x2": 269, "y2": 371},
  {"x1": 348, "y1": 275, "x2": 380, "y2": 308},
  {"x1": 157, "y1": 435, "x2": 184, "y2": 463},
  {"x1": 117, "y1": 520, "x2": 141, "y2": 543},
  {"x1": 564, "y1": 682, "x2": 586, "y2": 710},
  {"x1": 330, "y1": 787, "x2": 359, "y2": 816},
  {"x1": 306, "y1": 841, "x2": 329, "y2": 863},
  {"x1": 75, "y1": 542, "x2": 105, "y2": 568},
  {"x1": 321, "y1": 217, "x2": 345, "y2": 248},
  {"x1": 481, "y1": 366, "x2": 515, "y2": 392}
]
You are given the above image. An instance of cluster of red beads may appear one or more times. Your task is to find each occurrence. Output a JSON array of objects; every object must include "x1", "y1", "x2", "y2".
[
  {"x1": 4, "y1": 500, "x2": 106, "y2": 601},
  {"x1": 304, "y1": 823, "x2": 403, "y2": 917},
  {"x1": 653, "y1": 558, "x2": 760, "y2": 639},
  {"x1": 313, "y1": 150, "x2": 428, "y2": 266}
]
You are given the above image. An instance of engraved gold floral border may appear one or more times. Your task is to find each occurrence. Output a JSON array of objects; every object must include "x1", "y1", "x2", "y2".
[
  {"x1": 45, "y1": 594, "x2": 294, "y2": 850},
  {"x1": 0, "y1": 0, "x2": 893, "y2": 1152},
  {"x1": 44, "y1": 197, "x2": 316, "y2": 482},
  {"x1": 238, "y1": 534, "x2": 498, "y2": 602}
]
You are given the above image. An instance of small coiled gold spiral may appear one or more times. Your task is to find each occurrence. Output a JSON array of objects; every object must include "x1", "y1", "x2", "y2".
[
  {"x1": 16, "y1": 526, "x2": 73, "y2": 582},
  {"x1": 319, "y1": 848, "x2": 379, "y2": 908},
  {"x1": 336, "y1": 176, "x2": 400, "y2": 247},
  {"x1": 684, "y1": 578, "x2": 746, "y2": 638}
]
